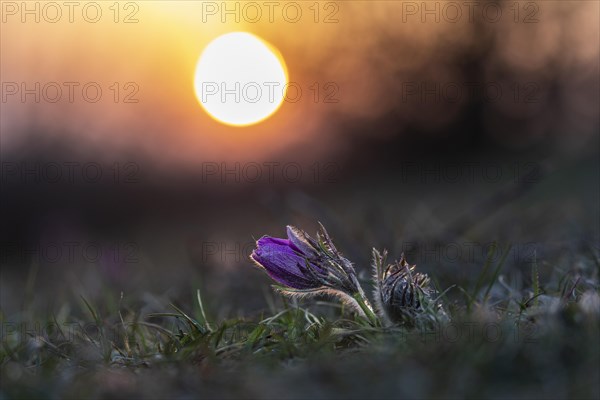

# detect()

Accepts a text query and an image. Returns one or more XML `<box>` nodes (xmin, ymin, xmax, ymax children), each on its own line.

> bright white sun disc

<box><xmin>194</xmin><ymin>32</ymin><xmax>288</xmax><ymax>127</ymax></box>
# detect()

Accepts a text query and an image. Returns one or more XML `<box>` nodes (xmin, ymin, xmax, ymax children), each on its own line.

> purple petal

<box><xmin>260</xmin><ymin>237</ymin><xmax>291</xmax><ymax>247</ymax></box>
<box><xmin>251</xmin><ymin>236</ymin><xmax>321</xmax><ymax>289</ymax></box>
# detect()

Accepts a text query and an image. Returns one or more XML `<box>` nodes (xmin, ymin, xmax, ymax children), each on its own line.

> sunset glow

<box><xmin>193</xmin><ymin>32</ymin><xmax>288</xmax><ymax>127</ymax></box>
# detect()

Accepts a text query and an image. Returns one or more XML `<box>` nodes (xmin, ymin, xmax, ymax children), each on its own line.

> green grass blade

<box><xmin>470</xmin><ymin>242</ymin><xmax>498</xmax><ymax>307</ymax></box>
<box><xmin>197</xmin><ymin>288</ymin><xmax>213</xmax><ymax>332</ymax></box>
<box><xmin>80</xmin><ymin>295</ymin><xmax>101</xmax><ymax>325</ymax></box>
<box><xmin>169</xmin><ymin>303</ymin><xmax>206</xmax><ymax>335</ymax></box>
<box><xmin>483</xmin><ymin>244</ymin><xmax>512</xmax><ymax>303</ymax></box>
<box><xmin>531</xmin><ymin>251</ymin><xmax>540</xmax><ymax>307</ymax></box>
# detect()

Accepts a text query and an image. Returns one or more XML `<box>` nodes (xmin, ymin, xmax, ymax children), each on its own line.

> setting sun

<box><xmin>193</xmin><ymin>32</ymin><xmax>288</xmax><ymax>127</ymax></box>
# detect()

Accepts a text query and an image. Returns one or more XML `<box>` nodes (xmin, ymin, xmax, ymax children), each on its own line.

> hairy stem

<box><xmin>352</xmin><ymin>292</ymin><xmax>379</xmax><ymax>326</ymax></box>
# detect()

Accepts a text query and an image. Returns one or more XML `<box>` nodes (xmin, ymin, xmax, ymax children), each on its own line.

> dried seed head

<box><xmin>372</xmin><ymin>250</ymin><xmax>447</xmax><ymax>327</ymax></box>
<box><xmin>381</xmin><ymin>255</ymin><xmax>431</xmax><ymax>323</ymax></box>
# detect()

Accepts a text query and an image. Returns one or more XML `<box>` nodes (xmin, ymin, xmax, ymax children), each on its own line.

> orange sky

<box><xmin>1</xmin><ymin>1</ymin><xmax>598</xmax><ymax>166</ymax></box>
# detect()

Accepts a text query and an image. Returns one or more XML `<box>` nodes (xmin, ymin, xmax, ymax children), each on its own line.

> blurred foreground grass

<box><xmin>1</xmin><ymin>246</ymin><xmax>599</xmax><ymax>399</ymax></box>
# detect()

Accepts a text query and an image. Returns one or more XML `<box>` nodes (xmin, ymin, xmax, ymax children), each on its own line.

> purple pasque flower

<box><xmin>250</xmin><ymin>224</ymin><xmax>377</xmax><ymax>323</ymax></box>
<box><xmin>250</xmin><ymin>234</ymin><xmax>323</xmax><ymax>290</ymax></box>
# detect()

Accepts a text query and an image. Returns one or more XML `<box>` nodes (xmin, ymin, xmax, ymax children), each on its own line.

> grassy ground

<box><xmin>1</xmin><ymin>156</ymin><xmax>598</xmax><ymax>399</ymax></box>
<box><xmin>1</xmin><ymin>247</ymin><xmax>598</xmax><ymax>399</ymax></box>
